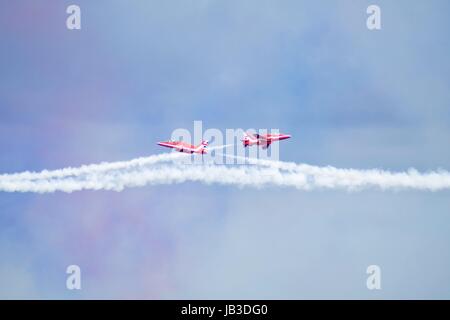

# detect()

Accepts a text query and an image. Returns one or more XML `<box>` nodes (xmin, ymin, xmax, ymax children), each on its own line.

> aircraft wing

<box><xmin>157</xmin><ymin>141</ymin><xmax>177</xmax><ymax>148</ymax></box>
<box><xmin>256</xmin><ymin>134</ymin><xmax>269</xmax><ymax>141</ymax></box>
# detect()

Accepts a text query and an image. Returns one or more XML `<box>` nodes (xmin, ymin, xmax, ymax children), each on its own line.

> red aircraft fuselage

<box><xmin>242</xmin><ymin>132</ymin><xmax>291</xmax><ymax>149</ymax></box>
<box><xmin>157</xmin><ymin>140</ymin><xmax>209</xmax><ymax>154</ymax></box>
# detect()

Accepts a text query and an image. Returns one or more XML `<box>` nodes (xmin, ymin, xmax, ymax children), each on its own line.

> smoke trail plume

<box><xmin>0</xmin><ymin>152</ymin><xmax>188</xmax><ymax>181</ymax></box>
<box><xmin>1</xmin><ymin>152</ymin><xmax>450</xmax><ymax>193</ymax></box>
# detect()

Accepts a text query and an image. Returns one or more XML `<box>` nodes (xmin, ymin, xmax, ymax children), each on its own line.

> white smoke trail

<box><xmin>207</xmin><ymin>144</ymin><xmax>235</xmax><ymax>151</ymax></box>
<box><xmin>217</xmin><ymin>153</ymin><xmax>450</xmax><ymax>191</ymax></box>
<box><xmin>0</xmin><ymin>144</ymin><xmax>234</xmax><ymax>182</ymax></box>
<box><xmin>1</xmin><ymin>154</ymin><xmax>450</xmax><ymax>193</ymax></box>
<box><xmin>0</xmin><ymin>152</ymin><xmax>189</xmax><ymax>181</ymax></box>
<box><xmin>0</xmin><ymin>165</ymin><xmax>280</xmax><ymax>193</ymax></box>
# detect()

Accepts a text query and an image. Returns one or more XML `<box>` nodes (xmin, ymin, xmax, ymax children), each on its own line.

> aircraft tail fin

<box><xmin>195</xmin><ymin>140</ymin><xmax>209</xmax><ymax>153</ymax></box>
<box><xmin>241</xmin><ymin>132</ymin><xmax>254</xmax><ymax>147</ymax></box>
<box><xmin>243</xmin><ymin>131</ymin><xmax>258</xmax><ymax>142</ymax></box>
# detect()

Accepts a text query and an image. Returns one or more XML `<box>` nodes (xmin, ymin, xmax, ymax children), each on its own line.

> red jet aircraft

<box><xmin>157</xmin><ymin>140</ymin><xmax>209</xmax><ymax>154</ymax></box>
<box><xmin>242</xmin><ymin>132</ymin><xmax>291</xmax><ymax>149</ymax></box>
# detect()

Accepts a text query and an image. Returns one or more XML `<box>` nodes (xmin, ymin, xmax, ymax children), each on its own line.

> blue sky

<box><xmin>0</xmin><ymin>0</ymin><xmax>450</xmax><ymax>298</ymax></box>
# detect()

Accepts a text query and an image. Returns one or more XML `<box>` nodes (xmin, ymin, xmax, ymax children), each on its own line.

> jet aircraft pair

<box><xmin>157</xmin><ymin>132</ymin><xmax>291</xmax><ymax>154</ymax></box>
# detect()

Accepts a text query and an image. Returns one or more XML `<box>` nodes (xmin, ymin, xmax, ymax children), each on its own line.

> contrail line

<box><xmin>1</xmin><ymin>149</ymin><xmax>450</xmax><ymax>193</ymax></box>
